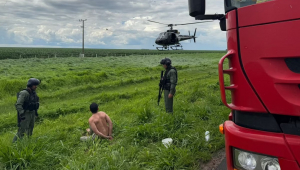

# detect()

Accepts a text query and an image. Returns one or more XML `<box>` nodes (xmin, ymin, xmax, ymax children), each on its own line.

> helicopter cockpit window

<box><xmin>159</xmin><ymin>33</ymin><xmax>166</xmax><ymax>39</ymax></box>
<box><xmin>230</xmin><ymin>0</ymin><xmax>272</xmax><ymax>8</ymax></box>
<box><xmin>171</xmin><ymin>33</ymin><xmax>176</xmax><ymax>42</ymax></box>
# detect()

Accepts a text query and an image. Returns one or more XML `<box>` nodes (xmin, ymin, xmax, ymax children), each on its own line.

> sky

<box><xmin>0</xmin><ymin>0</ymin><xmax>226</xmax><ymax>50</ymax></box>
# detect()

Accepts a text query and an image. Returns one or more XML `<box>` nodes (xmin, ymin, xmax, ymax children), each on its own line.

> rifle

<box><xmin>158</xmin><ymin>71</ymin><xmax>164</xmax><ymax>106</ymax></box>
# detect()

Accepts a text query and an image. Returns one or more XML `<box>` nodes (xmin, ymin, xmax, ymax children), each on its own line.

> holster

<box><xmin>17</xmin><ymin>112</ymin><xmax>21</xmax><ymax>127</ymax></box>
<box><xmin>35</xmin><ymin>110</ymin><xmax>39</xmax><ymax>117</ymax></box>
<box><xmin>164</xmin><ymin>83</ymin><xmax>171</xmax><ymax>91</ymax></box>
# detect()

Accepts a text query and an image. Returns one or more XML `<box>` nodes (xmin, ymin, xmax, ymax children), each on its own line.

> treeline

<box><xmin>0</xmin><ymin>48</ymin><xmax>226</xmax><ymax>59</ymax></box>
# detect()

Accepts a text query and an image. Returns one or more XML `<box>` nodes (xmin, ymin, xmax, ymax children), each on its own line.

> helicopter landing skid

<box><xmin>170</xmin><ymin>44</ymin><xmax>183</xmax><ymax>50</ymax></box>
<box><xmin>156</xmin><ymin>46</ymin><xmax>170</xmax><ymax>51</ymax></box>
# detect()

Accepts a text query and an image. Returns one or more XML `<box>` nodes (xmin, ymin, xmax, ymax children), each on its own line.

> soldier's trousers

<box><xmin>13</xmin><ymin>112</ymin><xmax>35</xmax><ymax>142</ymax></box>
<box><xmin>164</xmin><ymin>90</ymin><xmax>173</xmax><ymax>113</ymax></box>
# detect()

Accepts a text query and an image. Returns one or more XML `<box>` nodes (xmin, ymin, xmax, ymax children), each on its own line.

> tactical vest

<box><xmin>163</xmin><ymin>66</ymin><xmax>177</xmax><ymax>90</ymax></box>
<box><xmin>17</xmin><ymin>89</ymin><xmax>39</xmax><ymax>111</ymax></box>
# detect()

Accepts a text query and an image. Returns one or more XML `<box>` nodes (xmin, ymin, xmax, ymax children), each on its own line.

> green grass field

<box><xmin>0</xmin><ymin>52</ymin><xmax>230</xmax><ymax>170</ymax></box>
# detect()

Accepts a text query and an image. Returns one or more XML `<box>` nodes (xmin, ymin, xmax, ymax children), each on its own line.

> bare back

<box><xmin>89</xmin><ymin>112</ymin><xmax>109</xmax><ymax>136</ymax></box>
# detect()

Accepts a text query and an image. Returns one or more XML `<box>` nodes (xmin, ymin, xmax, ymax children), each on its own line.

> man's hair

<box><xmin>90</xmin><ymin>103</ymin><xmax>98</xmax><ymax>114</ymax></box>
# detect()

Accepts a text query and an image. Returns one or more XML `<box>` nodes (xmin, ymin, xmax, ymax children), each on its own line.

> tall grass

<box><xmin>0</xmin><ymin>52</ymin><xmax>229</xmax><ymax>170</ymax></box>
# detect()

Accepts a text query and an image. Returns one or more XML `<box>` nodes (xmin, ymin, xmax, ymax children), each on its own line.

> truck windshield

<box><xmin>230</xmin><ymin>0</ymin><xmax>272</xmax><ymax>8</ymax></box>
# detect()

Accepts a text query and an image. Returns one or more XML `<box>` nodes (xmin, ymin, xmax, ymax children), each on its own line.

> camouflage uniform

<box><xmin>13</xmin><ymin>79</ymin><xmax>40</xmax><ymax>142</ymax></box>
<box><xmin>160</xmin><ymin>58</ymin><xmax>177</xmax><ymax>113</ymax></box>
<box><xmin>163</xmin><ymin>67</ymin><xmax>177</xmax><ymax>113</ymax></box>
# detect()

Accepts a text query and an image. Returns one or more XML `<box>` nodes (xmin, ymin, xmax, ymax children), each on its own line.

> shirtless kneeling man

<box><xmin>86</xmin><ymin>103</ymin><xmax>113</xmax><ymax>140</ymax></box>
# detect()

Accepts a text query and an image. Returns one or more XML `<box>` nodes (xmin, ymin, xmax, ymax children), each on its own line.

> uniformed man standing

<box><xmin>13</xmin><ymin>78</ymin><xmax>40</xmax><ymax>142</ymax></box>
<box><xmin>160</xmin><ymin>58</ymin><xmax>177</xmax><ymax>113</ymax></box>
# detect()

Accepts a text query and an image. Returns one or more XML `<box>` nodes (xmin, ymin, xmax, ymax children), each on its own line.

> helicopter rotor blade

<box><xmin>147</xmin><ymin>20</ymin><xmax>168</xmax><ymax>25</ymax></box>
<box><xmin>174</xmin><ymin>21</ymin><xmax>213</xmax><ymax>26</ymax></box>
<box><xmin>148</xmin><ymin>20</ymin><xmax>213</xmax><ymax>27</ymax></box>
<box><xmin>155</xmin><ymin>25</ymin><xmax>170</xmax><ymax>28</ymax></box>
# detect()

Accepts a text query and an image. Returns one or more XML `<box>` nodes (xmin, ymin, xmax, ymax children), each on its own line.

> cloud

<box><xmin>0</xmin><ymin>0</ymin><xmax>226</xmax><ymax>50</ymax></box>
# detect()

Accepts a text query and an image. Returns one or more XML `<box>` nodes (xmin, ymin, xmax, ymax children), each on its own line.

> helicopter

<box><xmin>148</xmin><ymin>20</ymin><xmax>212</xmax><ymax>51</ymax></box>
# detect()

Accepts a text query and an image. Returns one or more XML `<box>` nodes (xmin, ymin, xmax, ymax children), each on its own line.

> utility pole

<box><xmin>79</xmin><ymin>19</ymin><xmax>87</xmax><ymax>57</ymax></box>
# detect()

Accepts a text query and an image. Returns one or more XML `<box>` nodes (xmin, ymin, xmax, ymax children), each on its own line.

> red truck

<box><xmin>188</xmin><ymin>0</ymin><xmax>300</xmax><ymax>169</ymax></box>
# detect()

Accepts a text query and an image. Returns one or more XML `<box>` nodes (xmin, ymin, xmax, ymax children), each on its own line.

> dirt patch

<box><xmin>200</xmin><ymin>148</ymin><xmax>226</xmax><ymax>170</ymax></box>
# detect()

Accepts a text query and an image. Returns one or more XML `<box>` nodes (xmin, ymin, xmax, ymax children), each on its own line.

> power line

<box><xmin>79</xmin><ymin>19</ymin><xmax>87</xmax><ymax>56</ymax></box>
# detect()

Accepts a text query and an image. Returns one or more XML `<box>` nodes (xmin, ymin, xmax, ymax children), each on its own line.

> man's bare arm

<box><xmin>89</xmin><ymin>119</ymin><xmax>109</xmax><ymax>139</ymax></box>
<box><xmin>106</xmin><ymin>114</ymin><xmax>113</xmax><ymax>136</ymax></box>
<box><xmin>86</xmin><ymin>127</ymin><xmax>93</xmax><ymax>135</ymax></box>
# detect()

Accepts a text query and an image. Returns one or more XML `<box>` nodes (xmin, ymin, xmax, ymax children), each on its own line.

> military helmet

<box><xmin>27</xmin><ymin>78</ymin><xmax>40</xmax><ymax>87</ymax></box>
<box><xmin>160</xmin><ymin>58</ymin><xmax>172</xmax><ymax>65</ymax></box>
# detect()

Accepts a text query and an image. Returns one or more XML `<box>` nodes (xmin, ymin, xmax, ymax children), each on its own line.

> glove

<box><xmin>20</xmin><ymin>112</ymin><xmax>26</xmax><ymax>120</ymax></box>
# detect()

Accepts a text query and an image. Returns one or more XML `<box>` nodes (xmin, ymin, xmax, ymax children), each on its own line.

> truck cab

<box><xmin>188</xmin><ymin>0</ymin><xmax>300</xmax><ymax>169</ymax></box>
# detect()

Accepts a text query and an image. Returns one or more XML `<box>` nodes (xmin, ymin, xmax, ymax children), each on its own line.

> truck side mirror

<box><xmin>188</xmin><ymin>0</ymin><xmax>226</xmax><ymax>31</ymax></box>
<box><xmin>188</xmin><ymin>0</ymin><xmax>206</xmax><ymax>17</ymax></box>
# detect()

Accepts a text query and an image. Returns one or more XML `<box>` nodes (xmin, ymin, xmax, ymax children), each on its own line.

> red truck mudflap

<box><xmin>224</xmin><ymin>120</ymin><xmax>300</xmax><ymax>170</ymax></box>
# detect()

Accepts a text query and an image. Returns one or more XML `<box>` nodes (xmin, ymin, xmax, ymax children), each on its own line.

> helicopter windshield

<box><xmin>158</xmin><ymin>32</ymin><xmax>166</xmax><ymax>39</ymax></box>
